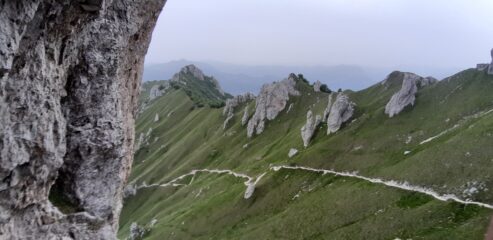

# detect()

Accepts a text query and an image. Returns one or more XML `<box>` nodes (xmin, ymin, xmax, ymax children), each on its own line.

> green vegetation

<box><xmin>120</xmin><ymin>69</ymin><xmax>493</xmax><ymax>239</ymax></box>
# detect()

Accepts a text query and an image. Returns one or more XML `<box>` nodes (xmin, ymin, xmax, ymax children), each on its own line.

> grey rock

<box><xmin>244</xmin><ymin>184</ymin><xmax>256</xmax><ymax>199</ymax></box>
<box><xmin>241</xmin><ymin>106</ymin><xmax>250</xmax><ymax>126</ymax></box>
<box><xmin>384</xmin><ymin>72</ymin><xmax>436</xmax><ymax>117</ymax></box>
<box><xmin>247</xmin><ymin>74</ymin><xmax>300</xmax><ymax>137</ymax></box>
<box><xmin>0</xmin><ymin>0</ymin><xmax>166</xmax><ymax>238</ymax></box>
<box><xmin>301</xmin><ymin>110</ymin><xmax>322</xmax><ymax>147</ymax></box>
<box><xmin>288</xmin><ymin>148</ymin><xmax>299</xmax><ymax>158</ymax></box>
<box><xmin>313</xmin><ymin>80</ymin><xmax>322</xmax><ymax>92</ymax></box>
<box><xmin>149</xmin><ymin>82</ymin><xmax>170</xmax><ymax>101</ymax></box>
<box><xmin>323</xmin><ymin>93</ymin><xmax>335</xmax><ymax>122</ymax></box>
<box><xmin>327</xmin><ymin>93</ymin><xmax>355</xmax><ymax>134</ymax></box>
<box><xmin>154</xmin><ymin>113</ymin><xmax>159</xmax><ymax>122</ymax></box>
<box><xmin>223</xmin><ymin>93</ymin><xmax>255</xmax><ymax>129</ymax></box>
<box><xmin>174</xmin><ymin>64</ymin><xmax>205</xmax><ymax>81</ymax></box>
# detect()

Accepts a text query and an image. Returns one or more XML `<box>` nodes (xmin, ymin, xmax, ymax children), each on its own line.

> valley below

<box><xmin>120</xmin><ymin>62</ymin><xmax>493</xmax><ymax>239</ymax></box>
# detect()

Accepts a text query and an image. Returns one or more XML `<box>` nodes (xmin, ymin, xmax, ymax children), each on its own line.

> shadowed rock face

<box><xmin>0</xmin><ymin>0</ymin><xmax>166</xmax><ymax>239</ymax></box>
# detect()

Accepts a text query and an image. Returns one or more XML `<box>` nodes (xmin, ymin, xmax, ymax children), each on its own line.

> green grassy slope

<box><xmin>119</xmin><ymin>70</ymin><xmax>493</xmax><ymax>239</ymax></box>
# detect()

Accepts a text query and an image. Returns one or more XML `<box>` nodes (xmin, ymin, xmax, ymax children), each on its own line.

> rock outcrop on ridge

<box><xmin>172</xmin><ymin>64</ymin><xmax>225</xmax><ymax>96</ymax></box>
<box><xmin>326</xmin><ymin>93</ymin><xmax>355</xmax><ymax>134</ymax></box>
<box><xmin>0</xmin><ymin>0</ymin><xmax>166</xmax><ymax>239</ymax></box>
<box><xmin>247</xmin><ymin>74</ymin><xmax>300</xmax><ymax>137</ymax></box>
<box><xmin>223</xmin><ymin>93</ymin><xmax>255</xmax><ymax>129</ymax></box>
<box><xmin>301</xmin><ymin>110</ymin><xmax>322</xmax><ymax>147</ymax></box>
<box><xmin>384</xmin><ymin>72</ymin><xmax>437</xmax><ymax>118</ymax></box>
<box><xmin>149</xmin><ymin>82</ymin><xmax>170</xmax><ymax>101</ymax></box>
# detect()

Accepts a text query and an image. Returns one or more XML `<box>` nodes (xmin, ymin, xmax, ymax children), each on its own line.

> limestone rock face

<box><xmin>247</xmin><ymin>74</ymin><xmax>300</xmax><ymax>137</ymax></box>
<box><xmin>327</xmin><ymin>93</ymin><xmax>355</xmax><ymax>134</ymax></box>
<box><xmin>301</xmin><ymin>110</ymin><xmax>322</xmax><ymax>147</ymax></box>
<box><xmin>0</xmin><ymin>0</ymin><xmax>166</xmax><ymax>239</ymax></box>
<box><xmin>489</xmin><ymin>48</ymin><xmax>493</xmax><ymax>75</ymax></box>
<box><xmin>384</xmin><ymin>72</ymin><xmax>435</xmax><ymax>118</ymax></box>
<box><xmin>313</xmin><ymin>80</ymin><xmax>322</xmax><ymax>92</ymax></box>
<box><xmin>223</xmin><ymin>93</ymin><xmax>255</xmax><ymax>129</ymax></box>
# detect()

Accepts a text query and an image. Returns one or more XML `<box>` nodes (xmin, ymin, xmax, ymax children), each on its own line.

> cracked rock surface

<box><xmin>0</xmin><ymin>0</ymin><xmax>166</xmax><ymax>239</ymax></box>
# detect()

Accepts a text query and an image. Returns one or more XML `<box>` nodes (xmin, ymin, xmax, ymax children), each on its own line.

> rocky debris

<box><xmin>301</xmin><ymin>110</ymin><xmax>322</xmax><ymax>147</ymax></box>
<box><xmin>313</xmin><ymin>80</ymin><xmax>322</xmax><ymax>92</ymax></box>
<box><xmin>489</xmin><ymin>48</ymin><xmax>493</xmax><ymax>75</ymax></box>
<box><xmin>241</xmin><ymin>106</ymin><xmax>250</xmax><ymax>126</ymax></box>
<box><xmin>0</xmin><ymin>0</ymin><xmax>166</xmax><ymax>239</ymax></box>
<box><xmin>288</xmin><ymin>148</ymin><xmax>299</xmax><ymax>158</ymax></box>
<box><xmin>223</xmin><ymin>93</ymin><xmax>255</xmax><ymax>129</ymax></box>
<box><xmin>129</xmin><ymin>219</ymin><xmax>157</xmax><ymax>240</ymax></box>
<box><xmin>384</xmin><ymin>72</ymin><xmax>436</xmax><ymax>117</ymax></box>
<box><xmin>327</xmin><ymin>93</ymin><xmax>355</xmax><ymax>134</ymax></box>
<box><xmin>247</xmin><ymin>74</ymin><xmax>300</xmax><ymax>137</ymax></box>
<box><xmin>154</xmin><ymin>113</ymin><xmax>159</xmax><ymax>122</ymax></box>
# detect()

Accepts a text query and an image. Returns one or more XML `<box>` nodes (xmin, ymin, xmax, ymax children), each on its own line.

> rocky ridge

<box><xmin>384</xmin><ymin>72</ymin><xmax>437</xmax><ymax>118</ymax></box>
<box><xmin>247</xmin><ymin>74</ymin><xmax>300</xmax><ymax>137</ymax></box>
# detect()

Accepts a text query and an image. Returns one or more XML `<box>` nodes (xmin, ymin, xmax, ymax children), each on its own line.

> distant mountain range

<box><xmin>143</xmin><ymin>60</ymin><xmax>462</xmax><ymax>94</ymax></box>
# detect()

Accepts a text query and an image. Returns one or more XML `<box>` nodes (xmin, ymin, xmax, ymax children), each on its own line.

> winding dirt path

<box><xmin>133</xmin><ymin>165</ymin><xmax>493</xmax><ymax>210</ymax></box>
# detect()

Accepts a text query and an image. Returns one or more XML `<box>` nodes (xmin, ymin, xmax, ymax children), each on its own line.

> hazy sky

<box><xmin>145</xmin><ymin>0</ymin><xmax>493</xmax><ymax>69</ymax></box>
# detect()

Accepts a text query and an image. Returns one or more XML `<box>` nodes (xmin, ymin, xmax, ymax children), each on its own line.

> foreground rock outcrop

<box><xmin>0</xmin><ymin>1</ymin><xmax>166</xmax><ymax>239</ymax></box>
<box><xmin>301</xmin><ymin>110</ymin><xmax>322</xmax><ymax>147</ymax></box>
<box><xmin>247</xmin><ymin>74</ymin><xmax>300</xmax><ymax>137</ymax></box>
<box><xmin>384</xmin><ymin>72</ymin><xmax>437</xmax><ymax>117</ymax></box>
<box><xmin>326</xmin><ymin>93</ymin><xmax>355</xmax><ymax>134</ymax></box>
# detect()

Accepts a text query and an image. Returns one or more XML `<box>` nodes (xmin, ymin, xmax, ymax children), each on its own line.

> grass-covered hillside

<box><xmin>119</xmin><ymin>68</ymin><xmax>493</xmax><ymax>239</ymax></box>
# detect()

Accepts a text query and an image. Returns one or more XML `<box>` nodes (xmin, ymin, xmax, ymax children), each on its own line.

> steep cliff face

<box><xmin>0</xmin><ymin>0</ymin><xmax>166</xmax><ymax>239</ymax></box>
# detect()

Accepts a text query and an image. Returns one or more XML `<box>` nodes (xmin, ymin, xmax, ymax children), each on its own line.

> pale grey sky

<box><xmin>145</xmin><ymin>0</ymin><xmax>493</xmax><ymax>69</ymax></box>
